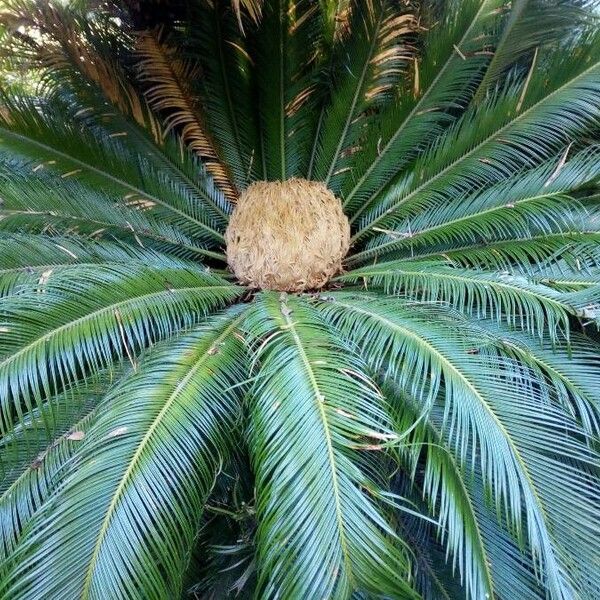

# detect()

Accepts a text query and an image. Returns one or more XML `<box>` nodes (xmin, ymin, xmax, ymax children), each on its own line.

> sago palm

<box><xmin>0</xmin><ymin>0</ymin><xmax>599</xmax><ymax>597</ymax></box>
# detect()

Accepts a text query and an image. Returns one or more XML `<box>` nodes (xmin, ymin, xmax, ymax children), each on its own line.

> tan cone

<box><xmin>225</xmin><ymin>179</ymin><xmax>350</xmax><ymax>292</ymax></box>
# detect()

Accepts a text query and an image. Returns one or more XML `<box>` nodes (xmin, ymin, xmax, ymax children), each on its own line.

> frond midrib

<box><xmin>279</xmin><ymin>1</ymin><xmax>286</xmax><ymax>181</ymax></box>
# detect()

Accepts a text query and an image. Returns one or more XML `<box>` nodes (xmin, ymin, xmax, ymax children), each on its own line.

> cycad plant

<box><xmin>0</xmin><ymin>0</ymin><xmax>599</xmax><ymax>597</ymax></box>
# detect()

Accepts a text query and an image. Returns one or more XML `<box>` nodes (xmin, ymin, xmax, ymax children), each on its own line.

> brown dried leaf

<box><xmin>107</xmin><ymin>426</ymin><xmax>128</xmax><ymax>438</ymax></box>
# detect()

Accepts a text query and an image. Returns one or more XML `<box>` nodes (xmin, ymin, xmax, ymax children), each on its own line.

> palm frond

<box><xmin>244</xmin><ymin>292</ymin><xmax>418</xmax><ymax>598</ymax></box>
<box><xmin>426</xmin><ymin>229</ymin><xmax>600</xmax><ymax>278</ymax></box>
<box><xmin>0</xmin><ymin>370</ymin><xmax>115</xmax><ymax>491</ymax></box>
<box><xmin>188</xmin><ymin>0</ymin><xmax>261</xmax><ymax>188</ymax></box>
<box><xmin>254</xmin><ymin>0</ymin><xmax>323</xmax><ymax>180</ymax></box>
<box><xmin>347</xmin><ymin>145</ymin><xmax>600</xmax><ymax>264</ymax></box>
<box><xmin>474</xmin><ymin>0</ymin><xmax>596</xmax><ymax>98</ymax></box>
<box><xmin>223</xmin><ymin>0</ymin><xmax>264</xmax><ymax>28</ymax></box>
<box><xmin>309</xmin><ymin>0</ymin><xmax>416</xmax><ymax>192</ymax></box>
<box><xmin>451</xmin><ymin>419</ymin><xmax>599</xmax><ymax>600</ymax></box>
<box><xmin>398</xmin><ymin>397</ymin><xmax>550</xmax><ymax>600</ymax></box>
<box><xmin>316</xmin><ymin>293</ymin><xmax>600</xmax><ymax>598</ymax></box>
<box><xmin>0</xmin><ymin>307</ymin><xmax>251</xmax><ymax>599</ymax></box>
<box><xmin>0</xmin><ymin>260</ymin><xmax>242</xmax><ymax>436</ymax></box>
<box><xmin>387</xmin><ymin>384</ymin><xmax>493</xmax><ymax>600</ymax></box>
<box><xmin>0</xmin><ymin>95</ymin><xmax>228</xmax><ymax>240</ymax></box>
<box><xmin>469</xmin><ymin>479</ymin><xmax>546</xmax><ymax>600</ymax></box>
<box><xmin>59</xmin><ymin>85</ymin><xmax>235</xmax><ymax>227</ymax></box>
<box><xmin>353</xmin><ymin>32</ymin><xmax>600</xmax><ymax>242</ymax></box>
<box><xmin>337</xmin><ymin>260</ymin><xmax>600</xmax><ymax>339</ymax></box>
<box><xmin>0</xmin><ymin>165</ymin><xmax>225</xmax><ymax>261</ymax></box>
<box><xmin>0</xmin><ymin>401</ymin><xmax>99</xmax><ymax>571</ymax></box>
<box><xmin>0</xmin><ymin>369</ymin><xmax>120</xmax><ymax>567</ymax></box>
<box><xmin>341</xmin><ymin>0</ymin><xmax>503</xmax><ymax>215</ymax></box>
<box><xmin>305</xmin><ymin>0</ymin><xmax>354</xmax><ymax>179</ymax></box>
<box><xmin>25</xmin><ymin>7</ymin><xmax>236</xmax><ymax>228</ymax></box>
<box><xmin>135</xmin><ymin>29</ymin><xmax>238</xmax><ymax>200</ymax></box>
<box><xmin>16</xmin><ymin>1</ymin><xmax>153</xmax><ymax>132</ymax></box>
<box><xmin>472</xmin><ymin>321</ymin><xmax>600</xmax><ymax>435</ymax></box>
<box><xmin>0</xmin><ymin>234</ymin><xmax>176</xmax><ymax>297</ymax></box>
<box><xmin>397</xmin><ymin>514</ymin><xmax>464</xmax><ymax>600</ymax></box>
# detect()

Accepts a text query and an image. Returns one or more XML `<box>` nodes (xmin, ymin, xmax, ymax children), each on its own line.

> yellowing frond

<box><xmin>136</xmin><ymin>30</ymin><xmax>238</xmax><ymax>200</ymax></box>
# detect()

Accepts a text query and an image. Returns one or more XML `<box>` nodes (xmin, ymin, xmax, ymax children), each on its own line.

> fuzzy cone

<box><xmin>225</xmin><ymin>179</ymin><xmax>350</xmax><ymax>292</ymax></box>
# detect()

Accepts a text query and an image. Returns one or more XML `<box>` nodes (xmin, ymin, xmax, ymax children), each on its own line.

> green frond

<box><xmin>352</xmin><ymin>33</ymin><xmax>600</xmax><ymax>242</ymax></box>
<box><xmin>472</xmin><ymin>321</ymin><xmax>600</xmax><ymax>435</ymax></box>
<box><xmin>0</xmin><ymin>369</ymin><xmax>115</xmax><ymax>491</ymax></box>
<box><xmin>347</xmin><ymin>146</ymin><xmax>600</xmax><ymax>264</ymax></box>
<box><xmin>460</xmin><ymin>430</ymin><xmax>599</xmax><ymax>599</ymax></box>
<box><xmin>315</xmin><ymin>293</ymin><xmax>600</xmax><ymax>598</ymax></box>
<box><xmin>337</xmin><ymin>260</ymin><xmax>600</xmax><ymax>339</ymax></box>
<box><xmin>309</xmin><ymin>0</ymin><xmax>416</xmax><ymax>191</ymax></box>
<box><xmin>254</xmin><ymin>0</ymin><xmax>323</xmax><ymax>180</ymax></box>
<box><xmin>0</xmin><ymin>96</ymin><xmax>228</xmax><ymax>240</ymax></box>
<box><xmin>0</xmin><ymin>167</ymin><xmax>225</xmax><ymax>262</ymax></box>
<box><xmin>426</xmin><ymin>230</ymin><xmax>600</xmax><ymax>278</ymax></box>
<box><xmin>60</xmin><ymin>86</ymin><xmax>236</xmax><ymax>226</ymax></box>
<box><xmin>0</xmin><ymin>307</ymin><xmax>251</xmax><ymax>599</ymax></box>
<box><xmin>244</xmin><ymin>293</ymin><xmax>418</xmax><ymax>599</ymax></box>
<box><xmin>401</xmin><ymin>421</ymin><xmax>550</xmax><ymax>600</ymax></box>
<box><xmin>0</xmin><ymin>260</ymin><xmax>242</xmax><ymax>437</ymax></box>
<box><xmin>0</xmin><ymin>371</ymin><xmax>116</xmax><ymax>566</ymax></box>
<box><xmin>474</xmin><ymin>0</ymin><xmax>595</xmax><ymax>97</ymax></box>
<box><xmin>0</xmin><ymin>417</ymin><xmax>95</xmax><ymax>577</ymax></box>
<box><xmin>341</xmin><ymin>0</ymin><xmax>503</xmax><ymax>215</ymax></box>
<box><xmin>37</xmin><ymin>25</ymin><xmax>237</xmax><ymax>226</ymax></box>
<box><xmin>0</xmin><ymin>210</ymin><xmax>222</xmax><ymax>262</ymax></box>
<box><xmin>390</xmin><ymin>386</ymin><xmax>494</xmax><ymax>600</ymax></box>
<box><xmin>470</xmin><ymin>480</ymin><xmax>546</xmax><ymax>600</ymax></box>
<box><xmin>188</xmin><ymin>0</ymin><xmax>261</xmax><ymax>188</ymax></box>
<box><xmin>0</xmin><ymin>234</ymin><xmax>175</xmax><ymax>297</ymax></box>
<box><xmin>305</xmin><ymin>0</ymin><xmax>354</xmax><ymax>180</ymax></box>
